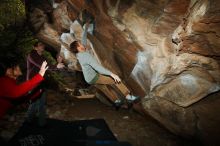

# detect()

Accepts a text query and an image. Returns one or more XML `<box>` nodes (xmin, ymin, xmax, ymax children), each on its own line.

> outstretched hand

<box><xmin>57</xmin><ymin>63</ymin><xmax>65</xmax><ymax>69</ymax></box>
<box><xmin>39</xmin><ymin>61</ymin><xmax>49</xmax><ymax>77</ymax></box>
<box><xmin>111</xmin><ymin>73</ymin><xmax>121</xmax><ymax>83</ymax></box>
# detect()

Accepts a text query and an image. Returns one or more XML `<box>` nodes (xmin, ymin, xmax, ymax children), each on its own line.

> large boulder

<box><xmin>26</xmin><ymin>0</ymin><xmax>220</xmax><ymax>144</ymax></box>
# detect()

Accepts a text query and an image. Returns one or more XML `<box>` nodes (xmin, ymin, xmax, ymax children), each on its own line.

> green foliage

<box><xmin>18</xmin><ymin>32</ymin><xmax>38</xmax><ymax>59</ymax></box>
<box><xmin>43</xmin><ymin>51</ymin><xmax>57</xmax><ymax>65</ymax></box>
<box><xmin>0</xmin><ymin>0</ymin><xmax>25</xmax><ymax>30</ymax></box>
<box><xmin>0</xmin><ymin>0</ymin><xmax>29</xmax><ymax>59</ymax></box>
<box><xmin>42</xmin><ymin>50</ymin><xmax>66</xmax><ymax>89</ymax></box>
<box><xmin>0</xmin><ymin>27</ymin><xmax>37</xmax><ymax>62</ymax></box>
<box><xmin>43</xmin><ymin>51</ymin><xmax>67</xmax><ymax>90</ymax></box>
<box><xmin>0</xmin><ymin>0</ymin><xmax>66</xmax><ymax>90</ymax></box>
<box><xmin>0</xmin><ymin>29</ymin><xmax>17</xmax><ymax>49</ymax></box>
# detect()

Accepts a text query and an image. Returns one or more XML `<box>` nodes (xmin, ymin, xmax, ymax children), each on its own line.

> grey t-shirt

<box><xmin>76</xmin><ymin>51</ymin><xmax>112</xmax><ymax>83</ymax></box>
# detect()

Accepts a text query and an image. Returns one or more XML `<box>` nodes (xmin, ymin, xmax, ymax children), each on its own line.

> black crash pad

<box><xmin>8</xmin><ymin>118</ymin><xmax>132</xmax><ymax>146</ymax></box>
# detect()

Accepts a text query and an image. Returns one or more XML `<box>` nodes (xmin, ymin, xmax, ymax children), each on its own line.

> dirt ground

<box><xmin>0</xmin><ymin>90</ymin><xmax>200</xmax><ymax>146</ymax></box>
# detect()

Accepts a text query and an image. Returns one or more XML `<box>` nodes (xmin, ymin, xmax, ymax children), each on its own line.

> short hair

<box><xmin>33</xmin><ymin>41</ymin><xmax>40</xmax><ymax>47</ymax></box>
<box><xmin>70</xmin><ymin>41</ymin><xmax>79</xmax><ymax>54</ymax></box>
<box><xmin>33</xmin><ymin>41</ymin><xmax>43</xmax><ymax>47</ymax></box>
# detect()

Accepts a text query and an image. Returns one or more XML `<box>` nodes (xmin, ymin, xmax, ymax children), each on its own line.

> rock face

<box><xmin>26</xmin><ymin>0</ymin><xmax>220</xmax><ymax>145</ymax></box>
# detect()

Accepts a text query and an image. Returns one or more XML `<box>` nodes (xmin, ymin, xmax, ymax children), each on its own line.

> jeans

<box><xmin>26</xmin><ymin>91</ymin><xmax>47</xmax><ymax>126</ymax></box>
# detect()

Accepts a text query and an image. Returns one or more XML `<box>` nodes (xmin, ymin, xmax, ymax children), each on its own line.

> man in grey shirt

<box><xmin>70</xmin><ymin>41</ymin><xmax>139</xmax><ymax>108</ymax></box>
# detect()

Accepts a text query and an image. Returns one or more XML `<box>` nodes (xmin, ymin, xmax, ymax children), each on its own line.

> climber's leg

<box><xmin>96</xmin><ymin>74</ymin><xmax>140</xmax><ymax>103</ymax></box>
<box><xmin>26</xmin><ymin>100</ymin><xmax>37</xmax><ymax>122</ymax></box>
<box><xmin>96</xmin><ymin>75</ymin><xmax>130</xmax><ymax>97</ymax></box>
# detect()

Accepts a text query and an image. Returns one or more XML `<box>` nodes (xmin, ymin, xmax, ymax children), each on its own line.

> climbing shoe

<box><xmin>114</xmin><ymin>99</ymin><xmax>124</xmax><ymax>110</ymax></box>
<box><xmin>126</xmin><ymin>95</ymin><xmax>140</xmax><ymax>102</ymax></box>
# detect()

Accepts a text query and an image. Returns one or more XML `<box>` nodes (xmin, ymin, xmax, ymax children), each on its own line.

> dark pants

<box><xmin>26</xmin><ymin>91</ymin><xmax>47</xmax><ymax>126</ymax></box>
<box><xmin>0</xmin><ymin>137</ymin><xmax>8</xmax><ymax>146</ymax></box>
